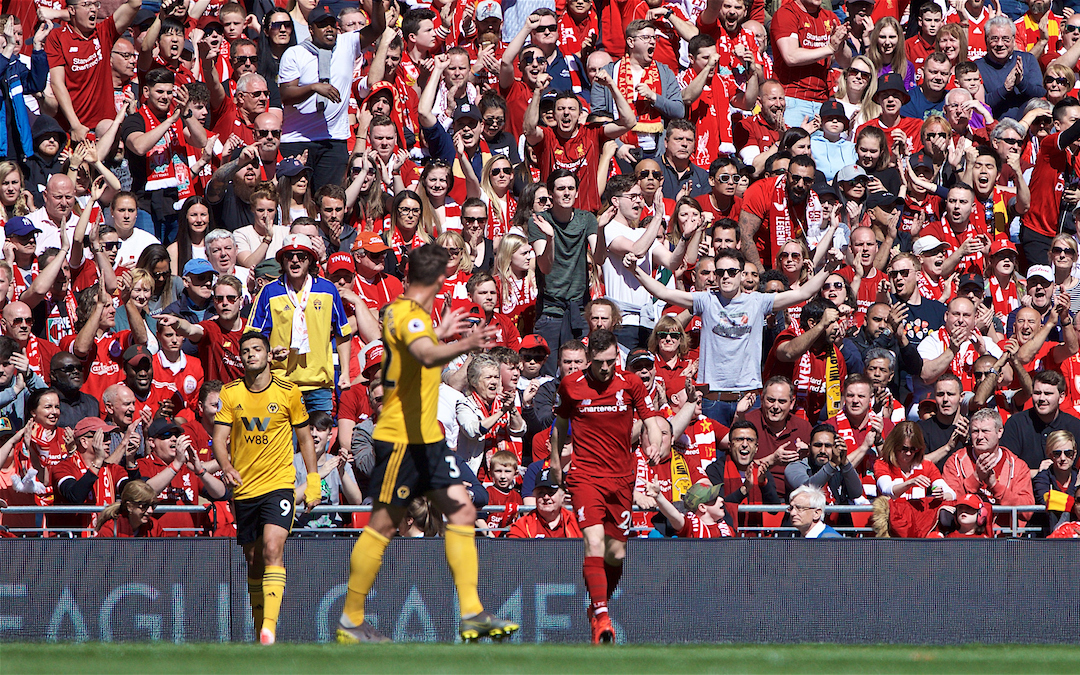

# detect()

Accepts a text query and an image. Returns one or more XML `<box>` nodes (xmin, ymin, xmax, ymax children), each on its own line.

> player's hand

<box><xmin>644</xmin><ymin>440</ymin><xmax>663</xmax><ymax>466</ymax></box>
<box><xmin>462</xmin><ymin>324</ymin><xmax>499</xmax><ymax>351</ymax></box>
<box><xmin>303</xmin><ymin>472</ymin><xmax>321</xmax><ymax>512</ymax></box>
<box><xmin>222</xmin><ymin>466</ymin><xmax>242</xmax><ymax>488</ymax></box>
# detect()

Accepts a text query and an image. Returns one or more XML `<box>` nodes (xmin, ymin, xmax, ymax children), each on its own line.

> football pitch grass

<box><xmin>2</xmin><ymin>642</ymin><xmax>1078</xmax><ymax>674</ymax></box>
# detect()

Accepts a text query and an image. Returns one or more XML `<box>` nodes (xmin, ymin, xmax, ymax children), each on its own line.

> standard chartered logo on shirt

<box><xmin>713</xmin><ymin>311</ymin><xmax>752</xmax><ymax>339</ymax></box>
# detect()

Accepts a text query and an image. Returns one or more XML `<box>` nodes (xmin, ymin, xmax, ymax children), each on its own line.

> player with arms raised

<box><xmin>212</xmin><ymin>332</ymin><xmax>319</xmax><ymax>646</ymax></box>
<box><xmin>336</xmin><ymin>244</ymin><xmax>521</xmax><ymax>644</ymax></box>
<box><xmin>551</xmin><ymin>329</ymin><xmax>665</xmax><ymax>644</ymax></box>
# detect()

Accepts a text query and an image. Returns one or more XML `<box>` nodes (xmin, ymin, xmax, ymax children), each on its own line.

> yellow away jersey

<box><xmin>373</xmin><ymin>297</ymin><xmax>443</xmax><ymax>445</ymax></box>
<box><xmin>215</xmin><ymin>376</ymin><xmax>309</xmax><ymax>499</ymax></box>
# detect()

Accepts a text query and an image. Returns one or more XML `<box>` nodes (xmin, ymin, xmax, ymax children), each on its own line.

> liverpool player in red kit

<box><xmin>551</xmin><ymin>329</ymin><xmax>664</xmax><ymax>644</ymax></box>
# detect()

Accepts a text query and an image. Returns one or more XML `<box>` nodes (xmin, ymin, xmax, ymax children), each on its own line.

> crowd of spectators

<box><xmin>0</xmin><ymin>0</ymin><xmax>1078</xmax><ymax>540</ymax></box>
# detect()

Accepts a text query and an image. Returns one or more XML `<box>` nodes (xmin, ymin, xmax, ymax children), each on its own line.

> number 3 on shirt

<box><xmin>446</xmin><ymin>455</ymin><xmax>461</xmax><ymax>479</ymax></box>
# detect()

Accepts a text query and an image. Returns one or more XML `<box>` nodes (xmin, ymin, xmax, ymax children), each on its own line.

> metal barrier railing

<box><xmin>0</xmin><ymin>503</ymin><xmax>1051</xmax><ymax>537</ymax></box>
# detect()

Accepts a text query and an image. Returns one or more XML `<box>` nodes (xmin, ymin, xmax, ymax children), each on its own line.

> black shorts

<box><xmin>233</xmin><ymin>488</ymin><xmax>295</xmax><ymax>546</ymax></box>
<box><xmin>369</xmin><ymin>439</ymin><xmax>461</xmax><ymax>507</ymax></box>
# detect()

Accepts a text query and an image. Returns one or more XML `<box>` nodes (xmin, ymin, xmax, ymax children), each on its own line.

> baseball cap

<box><xmin>451</xmin><ymin>299</ymin><xmax>485</xmax><ymax>323</ymax></box>
<box><xmin>0</xmin><ymin>416</ymin><xmax>15</xmax><ymax>438</ymax></box>
<box><xmin>520</xmin><ymin>334</ymin><xmax>550</xmax><ymax>354</ymax></box>
<box><xmin>683</xmin><ymin>482</ymin><xmax>722</xmax><ymax>510</ymax></box>
<box><xmin>476</xmin><ymin>0</ymin><xmax>503</xmax><ymax>21</ymax></box>
<box><xmin>327</xmin><ymin>252</ymin><xmax>355</xmax><ymax>277</ymax></box>
<box><xmin>534</xmin><ymin>467</ymin><xmax>560</xmax><ymax>491</ymax></box>
<box><xmin>307</xmin><ymin>4</ymin><xmax>336</xmax><ymax>24</ymax></box>
<box><xmin>1027</xmin><ymin>265</ymin><xmax>1054</xmax><ymax>283</ymax></box>
<box><xmin>818</xmin><ymin>100</ymin><xmax>849</xmax><ymax>128</ymax></box>
<box><xmin>183</xmin><ymin>258</ymin><xmax>215</xmax><ymax>277</ymax></box>
<box><xmin>626</xmin><ymin>348</ymin><xmax>655</xmax><ymax>368</ymax></box>
<box><xmin>197</xmin><ymin>15</ymin><xmax>224</xmax><ymax>32</ymax></box>
<box><xmin>833</xmin><ymin>165</ymin><xmax>867</xmax><ymax>184</ymax></box>
<box><xmin>146</xmin><ymin>417</ymin><xmax>183</xmax><ymax>439</ymax></box>
<box><xmin>353</xmin><ymin>231</ymin><xmax>391</xmax><ymax>254</ymax></box>
<box><xmin>5</xmin><ymin>217</ymin><xmax>41</xmax><ymax>238</ymax></box>
<box><xmin>133</xmin><ymin>8</ymin><xmax>158</xmax><ymax>28</ymax></box>
<box><xmin>73</xmin><ymin>417</ymin><xmax>118</xmax><ymax>437</ymax></box>
<box><xmin>990</xmin><ymin>238</ymin><xmax>1018</xmax><ymax>256</ymax></box>
<box><xmin>873</xmin><ymin>73</ymin><xmax>910</xmax><ymax>104</ymax></box>
<box><xmin>909</xmin><ymin>151</ymin><xmax>935</xmax><ymax>172</ymax></box>
<box><xmin>254</xmin><ymin>259</ymin><xmax>281</xmax><ymax>279</ymax></box>
<box><xmin>954</xmin><ymin>494</ymin><xmax>984</xmax><ymax>511</ymax></box>
<box><xmin>276</xmin><ymin>233</ymin><xmax>317</xmax><ymax>264</ymax></box>
<box><xmin>453</xmin><ymin>102</ymin><xmax>482</xmax><ymax>124</ymax></box>
<box><xmin>277</xmin><ymin>157</ymin><xmax>310</xmax><ymax>178</ymax></box>
<box><xmin>958</xmin><ymin>273</ymin><xmax>984</xmax><ymax>290</ymax></box>
<box><xmin>865</xmin><ymin>191</ymin><xmax>904</xmax><ymax>211</ymax></box>
<box><xmin>814</xmin><ymin>181</ymin><xmax>841</xmax><ymax>200</ymax></box>
<box><xmin>913</xmin><ymin>235</ymin><xmax>948</xmax><ymax>256</ymax></box>
<box><xmin>122</xmin><ymin>344</ymin><xmax>153</xmax><ymax>368</ymax></box>
<box><xmin>363</xmin><ymin>342</ymin><xmax>384</xmax><ymax>374</ymax></box>
<box><xmin>182</xmin><ymin>40</ymin><xmax>195</xmax><ymax>56</ymax></box>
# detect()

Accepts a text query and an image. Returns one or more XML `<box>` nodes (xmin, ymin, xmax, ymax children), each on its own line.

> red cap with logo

<box><xmin>327</xmin><ymin>252</ymin><xmax>355</xmax><ymax>277</ymax></box>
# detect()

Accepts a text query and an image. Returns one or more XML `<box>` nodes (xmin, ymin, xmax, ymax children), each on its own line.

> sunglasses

<box><xmin>1051</xmin><ymin>449</ymin><xmax>1077</xmax><ymax>457</ymax></box>
<box><xmin>103</xmin><ymin>241</ymin><xmax>121</xmax><ymax>251</ymax></box>
<box><xmin>536</xmin><ymin>196</ymin><xmax>552</xmax><ymax>204</ymax></box>
<box><xmin>522</xmin><ymin>354</ymin><xmax>546</xmax><ymax>363</ymax></box>
<box><xmin>7</xmin><ymin>317</ymin><xmax>31</xmax><ymax>326</ymax></box>
<box><xmin>716</xmin><ymin>267</ymin><xmax>741</xmax><ymax>278</ymax></box>
<box><xmin>999</xmin><ymin>137</ymin><xmax>1023</xmax><ymax>146</ymax></box>
<box><xmin>714</xmin><ymin>173</ymin><xmax>736</xmax><ymax>183</ymax></box>
<box><xmin>1067</xmin><ymin>24</ymin><xmax>1080</xmax><ymax>33</ymax></box>
<box><xmin>151</xmin><ymin>270</ymin><xmax>169</xmax><ymax>280</ymax></box>
<box><xmin>638</xmin><ymin>170</ymin><xmax>663</xmax><ymax>180</ymax></box>
<box><xmin>848</xmin><ymin>69</ymin><xmax>872</xmax><ymax>79</ymax></box>
<box><xmin>1045</xmin><ymin>76</ymin><xmax>1070</xmax><ymax>86</ymax></box>
<box><xmin>232</xmin><ymin>55</ymin><xmax>257</xmax><ymax>64</ymax></box>
<box><xmin>483</xmin><ymin>116</ymin><xmax>505</xmax><ymax>126</ymax></box>
<box><xmin>656</xmin><ymin>331</ymin><xmax>681</xmax><ymax>339</ymax></box>
<box><xmin>533</xmin><ymin>24</ymin><xmax>558</xmax><ymax>33</ymax></box>
<box><xmin>889</xmin><ymin>269</ymin><xmax>912</xmax><ymax>277</ymax></box>
<box><xmin>462</xmin><ymin>216</ymin><xmax>488</xmax><ymax>225</ymax></box>
<box><xmin>255</xmin><ymin>128</ymin><xmax>281</xmax><ymax>138</ymax></box>
<box><xmin>899</xmin><ymin>445</ymin><xmax>918</xmax><ymax>453</ymax></box>
<box><xmin>925</xmin><ymin>132</ymin><xmax>948</xmax><ymax>139</ymax></box>
<box><xmin>823</xmin><ymin>281</ymin><xmax>846</xmax><ymax>290</ymax></box>
<box><xmin>214</xmin><ymin>294</ymin><xmax>239</xmax><ymax>303</ymax></box>
<box><xmin>282</xmin><ymin>251</ymin><xmax>309</xmax><ymax>261</ymax></box>
<box><xmin>1051</xmin><ymin>246</ymin><xmax>1077</xmax><ymax>256</ymax></box>
<box><xmin>522</xmin><ymin>53</ymin><xmax>548</xmax><ymax>66</ymax></box>
<box><xmin>246</xmin><ymin>90</ymin><xmax>270</xmax><ymax>98</ymax></box>
<box><xmin>397</xmin><ymin>206</ymin><xmax>421</xmax><ymax>215</ymax></box>
<box><xmin>490</xmin><ymin>167</ymin><xmax>513</xmax><ymax>177</ymax></box>
<box><xmin>444</xmin><ymin>248</ymin><xmax>462</xmax><ymax>257</ymax></box>
<box><xmin>53</xmin><ymin>364</ymin><xmax>81</xmax><ymax>374</ymax></box>
<box><xmin>129</xmin><ymin>500</ymin><xmax>154</xmax><ymax>509</ymax></box>
<box><xmin>270</xmin><ymin>20</ymin><xmax>292</xmax><ymax>31</ymax></box>
<box><xmin>788</xmin><ymin>174</ymin><xmax>813</xmax><ymax>185</ymax></box>
<box><xmin>973</xmin><ymin>370</ymin><xmax>994</xmax><ymax>379</ymax></box>
<box><xmin>779</xmin><ymin>251</ymin><xmax>802</xmax><ymax>259</ymax></box>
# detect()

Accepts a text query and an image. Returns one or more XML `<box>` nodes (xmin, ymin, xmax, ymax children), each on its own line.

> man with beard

<box><xmin>739</xmin><ymin>154</ymin><xmax>825</xmax><ymax>272</ymax></box>
<box><xmin>248</xmin><ymin>234</ymin><xmax>352</xmax><ymax>412</ymax></box>
<box><xmin>734</xmin><ymin>80</ymin><xmax>786</xmax><ymax>170</ymax></box>
<box><xmin>45</xmin><ymin>0</ymin><xmax>144</xmax><ymax>140</ymax></box>
<box><xmin>763</xmin><ymin>299</ymin><xmax>849</xmax><ymax>423</ymax></box>
<box><xmin>51</xmin><ymin>352</ymin><xmax>100</xmax><ymax>427</ymax></box>
<box><xmin>785</xmin><ymin>424</ymin><xmax>864</xmax><ymax>507</ymax></box>
<box><xmin>845</xmin><ymin>302</ymin><xmax>922</xmax><ymax>391</ymax></box>
<box><xmin>279</xmin><ymin>5</ymin><xmax>366</xmax><ymax>187</ymax></box>
<box><xmin>206</xmin><ymin>145</ymin><xmax>261</xmax><ymax>233</ymax></box>
<box><xmin>524</xmin><ymin>71</ymin><xmax>636</xmax><ymax>213</ymax></box>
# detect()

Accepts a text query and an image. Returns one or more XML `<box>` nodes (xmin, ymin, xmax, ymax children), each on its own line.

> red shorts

<box><xmin>566</xmin><ymin>473</ymin><xmax>634</xmax><ymax>542</ymax></box>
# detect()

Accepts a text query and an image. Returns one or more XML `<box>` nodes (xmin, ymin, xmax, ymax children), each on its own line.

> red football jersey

<box><xmin>556</xmin><ymin>369</ymin><xmax>658</xmax><ymax>478</ymax></box>
<box><xmin>198</xmin><ymin>319</ymin><xmax>246</xmax><ymax>384</ymax></box>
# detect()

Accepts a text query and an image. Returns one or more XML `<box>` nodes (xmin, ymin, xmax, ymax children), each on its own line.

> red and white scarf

<box><xmin>936</xmin><ymin>327</ymin><xmax>980</xmax><ymax>390</ymax></box>
<box><xmin>988</xmin><ymin>275</ymin><xmax>1020</xmax><ymax>322</ymax></box>
<box><xmin>615</xmin><ymin>58</ymin><xmax>664</xmax><ymax>137</ymax></box>
<box><xmin>769</xmin><ymin>174</ymin><xmax>821</xmax><ymax>254</ymax></box>
<box><xmin>71</xmin><ymin>451</ymin><xmax>115</xmax><ymax>507</ymax></box>
<box><xmin>487</xmin><ymin>194</ymin><xmax>517</xmax><ymax>240</ymax></box>
<box><xmin>139</xmin><ymin>106</ymin><xmax>184</xmax><ymax>192</ymax></box>
<box><xmin>472</xmin><ymin>391</ymin><xmax>523</xmax><ymax>466</ymax></box>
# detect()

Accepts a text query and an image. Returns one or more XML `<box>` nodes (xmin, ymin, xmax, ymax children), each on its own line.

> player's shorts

<box><xmin>233</xmin><ymin>488</ymin><xmax>295</xmax><ymax>546</ymax></box>
<box><xmin>566</xmin><ymin>473</ymin><xmax>634</xmax><ymax>542</ymax></box>
<box><xmin>369</xmin><ymin>439</ymin><xmax>461</xmax><ymax>507</ymax></box>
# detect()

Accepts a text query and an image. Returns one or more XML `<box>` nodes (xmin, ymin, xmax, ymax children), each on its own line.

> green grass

<box><xmin>1</xmin><ymin>643</ymin><xmax>1078</xmax><ymax>674</ymax></box>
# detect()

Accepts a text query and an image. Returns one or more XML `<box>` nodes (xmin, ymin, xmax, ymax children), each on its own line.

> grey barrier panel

<box><xmin>1</xmin><ymin>538</ymin><xmax>1078</xmax><ymax>644</ymax></box>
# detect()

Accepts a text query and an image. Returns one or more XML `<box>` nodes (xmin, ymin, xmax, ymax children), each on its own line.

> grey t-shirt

<box><xmin>528</xmin><ymin>209</ymin><xmax>597</xmax><ymax>316</ymax></box>
<box><xmin>293</xmin><ymin>454</ymin><xmax>343</xmax><ymax>529</ymax></box>
<box><xmin>692</xmin><ymin>290</ymin><xmax>775</xmax><ymax>391</ymax></box>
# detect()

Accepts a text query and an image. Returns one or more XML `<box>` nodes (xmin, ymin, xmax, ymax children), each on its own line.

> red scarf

<box><xmin>723</xmin><ymin>457</ymin><xmax>762</xmax><ymax>529</ymax></box>
<box><xmin>615</xmin><ymin>58</ymin><xmax>664</xmax><ymax>138</ymax></box>
<box><xmin>30</xmin><ymin>425</ymin><xmax>67</xmax><ymax>467</ymax></box>
<box><xmin>471</xmin><ymin>392</ymin><xmax>524</xmax><ymax>474</ymax></box>
<box><xmin>71</xmin><ymin>451</ymin><xmax>115</xmax><ymax>507</ymax></box>
<box><xmin>918</xmin><ymin>271</ymin><xmax>946</xmax><ymax>301</ymax></box>
<box><xmin>936</xmin><ymin>327</ymin><xmax>980</xmax><ymax>390</ymax></box>
<box><xmin>24</xmin><ymin>335</ymin><xmax>44</xmax><ymax>378</ymax></box>
<box><xmin>486</xmin><ymin>194</ymin><xmax>517</xmax><ymax>240</ymax></box>
<box><xmin>139</xmin><ymin>105</ymin><xmax>184</xmax><ymax>192</ymax></box>
<box><xmin>988</xmin><ymin>275</ymin><xmax>1020</xmax><ymax>322</ymax></box>
<box><xmin>768</xmin><ymin>174</ymin><xmax>819</xmax><ymax>254</ymax></box>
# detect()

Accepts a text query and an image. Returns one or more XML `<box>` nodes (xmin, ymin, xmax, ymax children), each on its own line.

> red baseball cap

<box><xmin>353</xmin><ymin>231</ymin><xmax>391</xmax><ymax>254</ymax></box>
<box><xmin>364</xmin><ymin>343</ymin><xmax>384</xmax><ymax>374</ymax></box>
<box><xmin>327</xmin><ymin>252</ymin><xmax>355</xmax><ymax>277</ymax></box>
<box><xmin>990</xmin><ymin>238</ymin><xmax>1018</xmax><ymax>256</ymax></box>
<box><xmin>955</xmin><ymin>494</ymin><xmax>984</xmax><ymax>511</ymax></box>
<box><xmin>520</xmin><ymin>334</ymin><xmax>549</xmax><ymax>354</ymax></box>
<box><xmin>450</xmin><ymin>299</ymin><xmax>484</xmax><ymax>320</ymax></box>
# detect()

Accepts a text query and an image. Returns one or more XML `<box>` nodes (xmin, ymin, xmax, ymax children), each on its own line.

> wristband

<box><xmin>304</xmin><ymin>472</ymin><xmax>322</xmax><ymax>505</ymax></box>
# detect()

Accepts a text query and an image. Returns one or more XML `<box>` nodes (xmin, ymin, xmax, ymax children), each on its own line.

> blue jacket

<box><xmin>0</xmin><ymin>50</ymin><xmax>48</xmax><ymax>160</ymax></box>
<box><xmin>809</xmin><ymin>132</ymin><xmax>857</xmax><ymax>181</ymax></box>
<box><xmin>807</xmin><ymin>523</ymin><xmax>844</xmax><ymax>538</ymax></box>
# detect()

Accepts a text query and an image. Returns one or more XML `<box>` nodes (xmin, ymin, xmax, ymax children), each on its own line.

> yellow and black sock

<box><xmin>247</xmin><ymin>577</ymin><xmax>264</xmax><ymax>630</ymax></box>
<box><xmin>340</xmin><ymin>527</ymin><xmax>390</xmax><ymax>628</ymax></box>
<box><xmin>261</xmin><ymin>566</ymin><xmax>287</xmax><ymax>635</ymax></box>
<box><xmin>445</xmin><ymin>523</ymin><xmax>484</xmax><ymax>618</ymax></box>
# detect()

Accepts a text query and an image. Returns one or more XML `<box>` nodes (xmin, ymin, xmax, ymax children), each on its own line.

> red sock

<box><xmin>583</xmin><ymin>557</ymin><xmax>608</xmax><ymax>614</ymax></box>
<box><xmin>604</xmin><ymin>561</ymin><xmax>623</xmax><ymax>598</ymax></box>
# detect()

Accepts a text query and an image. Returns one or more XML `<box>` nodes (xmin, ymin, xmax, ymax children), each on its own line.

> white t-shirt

<box><xmin>278</xmin><ymin>31</ymin><xmax>364</xmax><ymax>142</ymax></box>
<box><xmin>602</xmin><ymin>221</ymin><xmax>663</xmax><ymax>318</ymax></box>
<box><xmin>25</xmin><ymin>207</ymin><xmax>79</xmax><ymax>256</ymax></box>
<box><xmin>114</xmin><ymin>228</ymin><xmax>161</xmax><ymax>271</ymax></box>
<box><xmin>916</xmin><ymin>330</ymin><xmax>1003</xmax><ymax>401</ymax></box>
<box><xmin>235</xmin><ymin>224</ymin><xmax>289</xmax><ymax>262</ymax></box>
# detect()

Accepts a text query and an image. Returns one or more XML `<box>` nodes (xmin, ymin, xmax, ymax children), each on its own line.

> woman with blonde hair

<box><xmin>867</xmin><ymin>17</ymin><xmax>915</xmax><ymax>88</ymax></box>
<box><xmin>343</xmin><ymin>151</ymin><xmax>388</xmax><ymax>233</ymax></box>
<box><xmin>919</xmin><ymin>115</ymin><xmax>953</xmax><ymax>178</ymax></box>
<box><xmin>1034</xmin><ymin>430</ymin><xmax>1078</xmax><ymax>536</ymax></box>
<box><xmin>1048</xmin><ymin>233</ymin><xmax>1080</xmax><ymax>312</ymax></box>
<box><xmin>96</xmin><ymin>480</ymin><xmax>164</xmax><ymax>537</ymax></box>
<box><xmin>774</xmin><ymin>239</ymin><xmax>812</xmax><ymax>290</ymax></box>
<box><xmin>835</xmin><ymin>56</ymin><xmax>879</xmax><ymax>132</ymax></box>
<box><xmin>1043</xmin><ymin>64</ymin><xmax>1076</xmax><ymax>105</ymax></box>
<box><xmin>874</xmin><ymin>422</ymin><xmax>956</xmax><ymax>500</ymax></box>
<box><xmin>494</xmin><ymin>233</ymin><xmax>537</xmax><ymax>334</ymax></box>
<box><xmin>435</xmin><ymin>231</ymin><xmax>472</xmax><ymax>311</ymax></box>
<box><xmin>648</xmin><ymin>315</ymin><xmax>693</xmax><ymax>396</ymax></box>
<box><xmin>418</xmin><ymin>159</ymin><xmax>460</xmax><ymax>236</ymax></box>
<box><xmin>0</xmin><ymin>162</ymin><xmax>32</xmax><ymax>226</ymax></box>
<box><xmin>479</xmin><ymin>155</ymin><xmax>517</xmax><ymax>245</ymax></box>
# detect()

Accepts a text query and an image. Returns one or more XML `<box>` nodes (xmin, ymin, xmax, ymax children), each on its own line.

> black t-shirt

<box><xmin>208</xmin><ymin>183</ymin><xmax>254</xmax><ymax>232</ymax></box>
<box><xmin>917</xmin><ymin>415</ymin><xmax>961</xmax><ymax>469</ymax></box>
<box><xmin>1001</xmin><ymin>409</ymin><xmax>1080</xmax><ymax>470</ymax></box>
<box><xmin>901</xmin><ymin>297</ymin><xmax>947</xmax><ymax>348</ymax></box>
